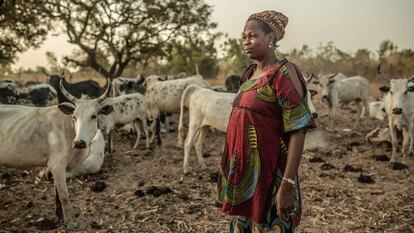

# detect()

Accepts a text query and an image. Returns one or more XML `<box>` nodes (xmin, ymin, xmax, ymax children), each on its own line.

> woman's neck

<box><xmin>256</xmin><ymin>55</ymin><xmax>279</xmax><ymax>71</ymax></box>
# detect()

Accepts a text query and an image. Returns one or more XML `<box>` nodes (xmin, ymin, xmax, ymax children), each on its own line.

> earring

<box><xmin>268</xmin><ymin>43</ymin><xmax>273</xmax><ymax>49</ymax></box>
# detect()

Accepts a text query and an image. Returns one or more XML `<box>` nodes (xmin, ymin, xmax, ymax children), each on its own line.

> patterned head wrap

<box><xmin>247</xmin><ymin>10</ymin><xmax>289</xmax><ymax>41</ymax></box>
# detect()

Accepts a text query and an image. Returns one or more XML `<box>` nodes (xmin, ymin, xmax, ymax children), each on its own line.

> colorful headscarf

<box><xmin>247</xmin><ymin>10</ymin><xmax>289</xmax><ymax>41</ymax></box>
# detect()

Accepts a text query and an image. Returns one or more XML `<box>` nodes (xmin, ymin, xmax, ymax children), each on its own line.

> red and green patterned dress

<box><xmin>217</xmin><ymin>59</ymin><xmax>316</xmax><ymax>232</ymax></box>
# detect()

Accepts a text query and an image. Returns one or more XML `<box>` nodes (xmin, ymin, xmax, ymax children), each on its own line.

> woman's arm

<box><xmin>276</xmin><ymin>63</ymin><xmax>307</xmax><ymax>220</ymax></box>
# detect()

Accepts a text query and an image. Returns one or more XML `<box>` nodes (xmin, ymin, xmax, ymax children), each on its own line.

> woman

<box><xmin>217</xmin><ymin>10</ymin><xmax>316</xmax><ymax>233</ymax></box>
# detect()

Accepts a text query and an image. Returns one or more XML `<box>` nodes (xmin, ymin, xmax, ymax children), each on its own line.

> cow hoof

<box><xmin>183</xmin><ymin>167</ymin><xmax>191</xmax><ymax>175</ymax></box>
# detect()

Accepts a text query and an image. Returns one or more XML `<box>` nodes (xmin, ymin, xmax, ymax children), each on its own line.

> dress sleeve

<box><xmin>272</xmin><ymin>63</ymin><xmax>316</xmax><ymax>133</ymax></box>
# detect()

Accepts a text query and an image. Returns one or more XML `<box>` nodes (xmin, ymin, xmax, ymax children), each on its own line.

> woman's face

<box><xmin>242</xmin><ymin>20</ymin><xmax>272</xmax><ymax>60</ymax></box>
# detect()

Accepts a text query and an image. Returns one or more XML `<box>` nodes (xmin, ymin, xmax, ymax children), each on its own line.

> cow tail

<box><xmin>178</xmin><ymin>85</ymin><xmax>198</xmax><ymax>146</ymax></box>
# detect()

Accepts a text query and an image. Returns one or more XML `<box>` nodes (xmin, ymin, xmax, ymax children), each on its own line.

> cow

<box><xmin>66</xmin><ymin>129</ymin><xmax>105</xmax><ymax>178</ymax></box>
<box><xmin>144</xmin><ymin>74</ymin><xmax>211</xmax><ymax>132</ymax></box>
<box><xmin>368</xmin><ymin>100</ymin><xmax>387</xmax><ymax>121</ymax></box>
<box><xmin>97</xmin><ymin>93</ymin><xmax>161</xmax><ymax>150</ymax></box>
<box><xmin>16</xmin><ymin>83</ymin><xmax>57</xmax><ymax>107</ymax></box>
<box><xmin>112</xmin><ymin>75</ymin><xmax>145</xmax><ymax>96</ymax></box>
<box><xmin>210</xmin><ymin>85</ymin><xmax>227</xmax><ymax>92</ymax></box>
<box><xmin>48</xmin><ymin>74</ymin><xmax>103</xmax><ymax>103</ymax></box>
<box><xmin>310</xmin><ymin>73</ymin><xmax>369</xmax><ymax>131</ymax></box>
<box><xmin>379</xmin><ymin>71</ymin><xmax>414</xmax><ymax>164</ymax></box>
<box><xmin>0</xmin><ymin>81</ymin><xmax>19</xmax><ymax>104</ymax></box>
<box><xmin>225</xmin><ymin>74</ymin><xmax>241</xmax><ymax>93</ymax></box>
<box><xmin>177</xmin><ymin>84</ymin><xmax>318</xmax><ymax>174</ymax></box>
<box><xmin>0</xmin><ymin>81</ymin><xmax>112</xmax><ymax>229</ymax></box>
<box><xmin>40</xmin><ymin>129</ymin><xmax>106</xmax><ymax>179</ymax></box>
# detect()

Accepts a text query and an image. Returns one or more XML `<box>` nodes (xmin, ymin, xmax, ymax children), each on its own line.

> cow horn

<box><xmin>408</xmin><ymin>74</ymin><xmax>414</xmax><ymax>83</ymax></box>
<box><xmin>97</xmin><ymin>78</ymin><xmax>111</xmax><ymax>103</ymax></box>
<box><xmin>377</xmin><ymin>62</ymin><xmax>391</xmax><ymax>81</ymax></box>
<box><xmin>328</xmin><ymin>73</ymin><xmax>338</xmax><ymax>79</ymax></box>
<box><xmin>59</xmin><ymin>79</ymin><xmax>79</xmax><ymax>103</ymax></box>
<box><xmin>42</xmin><ymin>69</ymin><xmax>50</xmax><ymax>77</ymax></box>
<box><xmin>60</xmin><ymin>70</ymin><xmax>65</xmax><ymax>78</ymax></box>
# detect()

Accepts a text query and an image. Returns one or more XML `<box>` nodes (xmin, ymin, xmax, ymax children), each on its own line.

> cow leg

<box><xmin>402</xmin><ymin>127</ymin><xmax>409</xmax><ymax>163</ymax></box>
<box><xmin>160</xmin><ymin>113</ymin><xmax>168</xmax><ymax>133</ymax></box>
<box><xmin>55</xmin><ymin>186</ymin><xmax>63</xmax><ymax>223</ymax></box>
<box><xmin>363</xmin><ymin>99</ymin><xmax>370</xmax><ymax>118</ymax></box>
<box><xmin>133</xmin><ymin>120</ymin><xmax>142</xmax><ymax>149</ymax></box>
<box><xmin>149</xmin><ymin>119</ymin><xmax>157</xmax><ymax>145</ymax></box>
<box><xmin>194</xmin><ymin>126</ymin><xmax>209</xmax><ymax>170</ymax></box>
<box><xmin>183</xmin><ymin>125</ymin><xmax>199</xmax><ymax>174</ymax></box>
<box><xmin>354</xmin><ymin>100</ymin><xmax>363</xmax><ymax>127</ymax></box>
<box><xmin>108</xmin><ymin>131</ymin><xmax>113</xmax><ymax>153</ymax></box>
<box><xmin>49</xmin><ymin>165</ymin><xmax>77</xmax><ymax>229</ymax></box>
<box><xmin>389</xmin><ymin>125</ymin><xmax>399</xmax><ymax>164</ymax></box>
<box><xmin>141</xmin><ymin>118</ymin><xmax>150</xmax><ymax>148</ymax></box>
<box><xmin>155</xmin><ymin>116</ymin><xmax>162</xmax><ymax>146</ymax></box>
<box><xmin>330</xmin><ymin>107</ymin><xmax>336</xmax><ymax>132</ymax></box>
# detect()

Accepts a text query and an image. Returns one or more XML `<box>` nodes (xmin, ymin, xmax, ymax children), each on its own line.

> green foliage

<box><xmin>158</xmin><ymin>31</ymin><xmax>221</xmax><ymax>78</ymax></box>
<box><xmin>223</xmin><ymin>38</ymin><xmax>251</xmax><ymax>75</ymax></box>
<box><xmin>0</xmin><ymin>0</ymin><xmax>51</xmax><ymax>65</ymax></box>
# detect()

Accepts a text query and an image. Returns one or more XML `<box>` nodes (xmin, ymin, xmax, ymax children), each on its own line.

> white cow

<box><xmin>66</xmin><ymin>129</ymin><xmax>105</xmax><ymax>178</ymax></box>
<box><xmin>369</xmin><ymin>101</ymin><xmax>387</xmax><ymax>121</ymax></box>
<box><xmin>380</xmin><ymin>79</ymin><xmax>414</xmax><ymax>163</ymax></box>
<box><xmin>97</xmin><ymin>93</ymin><xmax>160</xmax><ymax>149</ymax></box>
<box><xmin>0</xmin><ymin>81</ymin><xmax>112</xmax><ymax>229</ymax></box>
<box><xmin>40</xmin><ymin>129</ymin><xmax>106</xmax><ymax>179</ymax></box>
<box><xmin>315</xmin><ymin>74</ymin><xmax>369</xmax><ymax>131</ymax></box>
<box><xmin>144</xmin><ymin>74</ymin><xmax>211</xmax><ymax>131</ymax></box>
<box><xmin>177</xmin><ymin>85</ymin><xmax>236</xmax><ymax>174</ymax></box>
<box><xmin>177</xmin><ymin>85</ymin><xmax>318</xmax><ymax>174</ymax></box>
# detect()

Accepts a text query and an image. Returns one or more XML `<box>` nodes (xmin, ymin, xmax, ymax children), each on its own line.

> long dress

<box><xmin>217</xmin><ymin>58</ymin><xmax>316</xmax><ymax>232</ymax></box>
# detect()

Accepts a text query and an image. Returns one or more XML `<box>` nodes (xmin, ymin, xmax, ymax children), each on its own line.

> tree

<box><xmin>378</xmin><ymin>40</ymin><xmax>398</xmax><ymax>59</ymax></box>
<box><xmin>223</xmin><ymin>38</ymin><xmax>251</xmax><ymax>74</ymax></box>
<box><xmin>0</xmin><ymin>0</ymin><xmax>51</xmax><ymax>65</ymax></box>
<box><xmin>160</xmin><ymin>31</ymin><xmax>221</xmax><ymax>78</ymax></box>
<box><xmin>45</xmin><ymin>0</ymin><xmax>216</xmax><ymax>79</ymax></box>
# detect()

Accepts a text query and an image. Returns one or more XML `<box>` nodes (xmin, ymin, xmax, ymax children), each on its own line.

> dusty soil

<box><xmin>0</xmin><ymin>102</ymin><xmax>413</xmax><ymax>233</ymax></box>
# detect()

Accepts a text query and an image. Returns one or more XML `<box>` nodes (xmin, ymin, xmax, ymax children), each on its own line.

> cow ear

<box><xmin>379</xmin><ymin>85</ymin><xmax>390</xmax><ymax>93</ymax></box>
<box><xmin>58</xmin><ymin>102</ymin><xmax>76</xmax><ymax>115</ymax></box>
<box><xmin>99</xmin><ymin>105</ymin><xmax>113</xmax><ymax>115</ymax></box>
<box><xmin>309</xmin><ymin>89</ymin><xmax>318</xmax><ymax>97</ymax></box>
<box><xmin>328</xmin><ymin>79</ymin><xmax>335</xmax><ymax>84</ymax></box>
<box><xmin>408</xmin><ymin>86</ymin><xmax>414</xmax><ymax>92</ymax></box>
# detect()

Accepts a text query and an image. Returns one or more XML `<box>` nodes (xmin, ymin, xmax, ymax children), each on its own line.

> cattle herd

<box><xmin>0</xmin><ymin>66</ymin><xmax>412</xmax><ymax>230</ymax></box>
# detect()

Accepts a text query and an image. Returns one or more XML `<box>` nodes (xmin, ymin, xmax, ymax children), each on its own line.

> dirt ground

<box><xmin>0</xmin><ymin>100</ymin><xmax>413</xmax><ymax>233</ymax></box>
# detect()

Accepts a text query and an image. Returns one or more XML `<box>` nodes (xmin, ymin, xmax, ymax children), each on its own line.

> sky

<box><xmin>12</xmin><ymin>0</ymin><xmax>414</xmax><ymax>70</ymax></box>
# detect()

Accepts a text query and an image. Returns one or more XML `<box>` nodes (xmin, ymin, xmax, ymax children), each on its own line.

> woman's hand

<box><xmin>276</xmin><ymin>180</ymin><xmax>296</xmax><ymax>220</ymax></box>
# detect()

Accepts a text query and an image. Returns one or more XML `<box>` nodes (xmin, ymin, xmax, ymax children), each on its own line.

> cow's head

<box><xmin>384</xmin><ymin>79</ymin><xmax>414</xmax><ymax>115</ymax></box>
<box><xmin>376</xmin><ymin>62</ymin><xmax>414</xmax><ymax>115</ymax></box>
<box><xmin>58</xmin><ymin>79</ymin><xmax>113</xmax><ymax>149</ymax></box>
<box><xmin>142</xmin><ymin>75</ymin><xmax>165</xmax><ymax>88</ymax></box>
<box><xmin>306</xmin><ymin>73</ymin><xmax>320</xmax><ymax>86</ymax></box>
<box><xmin>317</xmin><ymin>73</ymin><xmax>337</xmax><ymax>105</ymax></box>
